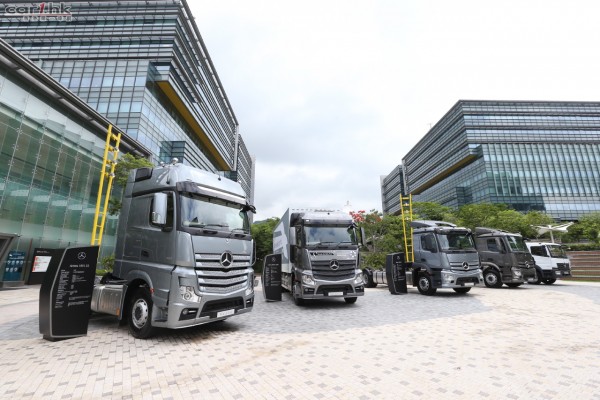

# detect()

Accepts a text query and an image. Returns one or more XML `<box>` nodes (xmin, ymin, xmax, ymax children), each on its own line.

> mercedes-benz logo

<box><xmin>220</xmin><ymin>251</ymin><xmax>233</xmax><ymax>267</ymax></box>
<box><xmin>330</xmin><ymin>260</ymin><xmax>340</xmax><ymax>271</ymax></box>
<box><xmin>78</xmin><ymin>252</ymin><xmax>86</xmax><ymax>260</ymax></box>
<box><xmin>462</xmin><ymin>262</ymin><xmax>469</xmax><ymax>270</ymax></box>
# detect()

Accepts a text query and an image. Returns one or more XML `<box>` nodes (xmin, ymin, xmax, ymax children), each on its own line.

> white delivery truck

<box><xmin>273</xmin><ymin>208</ymin><xmax>365</xmax><ymax>305</ymax></box>
<box><xmin>525</xmin><ymin>242</ymin><xmax>571</xmax><ymax>284</ymax></box>
<box><xmin>91</xmin><ymin>160</ymin><xmax>256</xmax><ymax>338</ymax></box>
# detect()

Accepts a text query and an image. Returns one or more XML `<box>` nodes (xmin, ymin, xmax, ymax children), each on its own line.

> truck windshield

<box><xmin>548</xmin><ymin>245</ymin><xmax>568</xmax><ymax>258</ymax></box>
<box><xmin>438</xmin><ymin>232</ymin><xmax>476</xmax><ymax>251</ymax></box>
<box><xmin>506</xmin><ymin>235</ymin><xmax>528</xmax><ymax>252</ymax></box>
<box><xmin>180</xmin><ymin>194</ymin><xmax>249</xmax><ymax>232</ymax></box>
<box><xmin>304</xmin><ymin>225</ymin><xmax>356</xmax><ymax>246</ymax></box>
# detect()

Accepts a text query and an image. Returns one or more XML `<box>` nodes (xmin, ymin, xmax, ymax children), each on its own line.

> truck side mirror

<box><xmin>289</xmin><ymin>228</ymin><xmax>296</xmax><ymax>245</ymax></box>
<box><xmin>290</xmin><ymin>245</ymin><xmax>297</xmax><ymax>262</ymax></box>
<box><xmin>360</xmin><ymin>227</ymin><xmax>366</xmax><ymax>247</ymax></box>
<box><xmin>151</xmin><ymin>192</ymin><xmax>167</xmax><ymax>225</ymax></box>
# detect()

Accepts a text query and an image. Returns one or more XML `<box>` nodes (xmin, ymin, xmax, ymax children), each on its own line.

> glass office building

<box><xmin>402</xmin><ymin>100</ymin><xmax>600</xmax><ymax>221</ymax></box>
<box><xmin>0</xmin><ymin>38</ymin><xmax>149</xmax><ymax>285</ymax></box>
<box><xmin>380</xmin><ymin>165</ymin><xmax>405</xmax><ymax>215</ymax></box>
<box><xmin>0</xmin><ymin>0</ymin><xmax>254</xmax><ymax>285</ymax></box>
<box><xmin>0</xmin><ymin>0</ymin><xmax>254</xmax><ymax>204</ymax></box>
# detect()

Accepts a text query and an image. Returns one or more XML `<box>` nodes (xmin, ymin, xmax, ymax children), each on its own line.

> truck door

<box><xmin>529</xmin><ymin>245</ymin><xmax>550</xmax><ymax>269</ymax></box>
<box><xmin>419</xmin><ymin>233</ymin><xmax>442</xmax><ymax>269</ymax></box>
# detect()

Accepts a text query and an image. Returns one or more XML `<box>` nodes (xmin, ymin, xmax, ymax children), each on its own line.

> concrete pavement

<box><xmin>1</xmin><ymin>281</ymin><xmax>599</xmax><ymax>399</ymax></box>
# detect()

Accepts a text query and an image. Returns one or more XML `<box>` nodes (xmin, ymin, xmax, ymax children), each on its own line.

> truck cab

<box><xmin>525</xmin><ymin>242</ymin><xmax>571</xmax><ymax>284</ymax></box>
<box><xmin>474</xmin><ymin>227</ymin><xmax>536</xmax><ymax>288</ymax></box>
<box><xmin>91</xmin><ymin>161</ymin><xmax>256</xmax><ymax>338</ymax></box>
<box><xmin>410</xmin><ymin>221</ymin><xmax>483</xmax><ymax>295</ymax></box>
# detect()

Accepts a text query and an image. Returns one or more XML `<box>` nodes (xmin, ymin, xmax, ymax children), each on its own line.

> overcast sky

<box><xmin>190</xmin><ymin>0</ymin><xmax>600</xmax><ymax>221</ymax></box>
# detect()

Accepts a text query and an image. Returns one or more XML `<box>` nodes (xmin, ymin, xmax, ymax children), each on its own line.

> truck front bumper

<box><xmin>521</xmin><ymin>267</ymin><xmax>537</xmax><ymax>282</ymax></box>
<box><xmin>299</xmin><ymin>281</ymin><xmax>365</xmax><ymax>299</ymax></box>
<box><xmin>155</xmin><ymin>289</ymin><xmax>254</xmax><ymax>330</ymax></box>
<box><xmin>436</xmin><ymin>270</ymin><xmax>483</xmax><ymax>289</ymax></box>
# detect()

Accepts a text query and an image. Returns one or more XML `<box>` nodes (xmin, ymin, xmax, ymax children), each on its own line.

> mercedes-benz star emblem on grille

<box><xmin>77</xmin><ymin>252</ymin><xmax>86</xmax><ymax>260</ymax></box>
<box><xmin>220</xmin><ymin>252</ymin><xmax>233</xmax><ymax>267</ymax></box>
<box><xmin>462</xmin><ymin>262</ymin><xmax>469</xmax><ymax>270</ymax></box>
<box><xmin>330</xmin><ymin>260</ymin><xmax>340</xmax><ymax>271</ymax></box>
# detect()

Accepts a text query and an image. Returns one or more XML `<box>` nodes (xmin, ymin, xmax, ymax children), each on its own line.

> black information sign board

<box><xmin>262</xmin><ymin>253</ymin><xmax>282</xmax><ymax>302</ymax></box>
<box><xmin>28</xmin><ymin>248</ymin><xmax>54</xmax><ymax>285</ymax></box>
<box><xmin>39</xmin><ymin>246</ymin><xmax>99</xmax><ymax>341</ymax></box>
<box><xmin>385</xmin><ymin>252</ymin><xmax>407</xmax><ymax>295</ymax></box>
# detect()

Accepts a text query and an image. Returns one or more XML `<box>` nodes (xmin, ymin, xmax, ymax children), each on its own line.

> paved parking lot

<box><xmin>1</xmin><ymin>280</ymin><xmax>600</xmax><ymax>399</ymax></box>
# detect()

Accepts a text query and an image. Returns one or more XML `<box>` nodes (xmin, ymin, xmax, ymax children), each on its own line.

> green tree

<box><xmin>412</xmin><ymin>202</ymin><xmax>456</xmax><ymax>223</ymax></box>
<box><xmin>455</xmin><ymin>203</ymin><xmax>509</xmax><ymax>230</ymax></box>
<box><xmin>568</xmin><ymin>212</ymin><xmax>600</xmax><ymax>243</ymax></box>
<box><xmin>108</xmin><ymin>153</ymin><xmax>153</xmax><ymax>214</ymax></box>
<box><xmin>251</xmin><ymin>217</ymin><xmax>280</xmax><ymax>271</ymax></box>
<box><xmin>354</xmin><ymin>210</ymin><xmax>405</xmax><ymax>270</ymax></box>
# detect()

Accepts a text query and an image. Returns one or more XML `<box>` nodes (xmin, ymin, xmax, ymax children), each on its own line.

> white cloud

<box><xmin>191</xmin><ymin>0</ymin><xmax>600</xmax><ymax>221</ymax></box>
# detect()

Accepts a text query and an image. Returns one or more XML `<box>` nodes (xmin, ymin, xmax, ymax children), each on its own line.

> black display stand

<box><xmin>262</xmin><ymin>253</ymin><xmax>282</xmax><ymax>302</ymax></box>
<box><xmin>39</xmin><ymin>246</ymin><xmax>99</xmax><ymax>341</ymax></box>
<box><xmin>385</xmin><ymin>252</ymin><xmax>407</xmax><ymax>295</ymax></box>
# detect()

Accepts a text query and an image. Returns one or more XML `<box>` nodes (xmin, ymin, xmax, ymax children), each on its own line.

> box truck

<box><xmin>273</xmin><ymin>208</ymin><xmax>364</xmax><ymax>305</ymax></box>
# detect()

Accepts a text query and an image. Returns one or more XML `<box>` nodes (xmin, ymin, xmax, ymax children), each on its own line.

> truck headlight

<box><xmin>511</xmin><ymin>267</ymin><xmax>522</xmax><ymax>278</ymax></box>
<box><xmin>245</xmin><ymin>273</ymin><xmax>254</xmax><ymax>296</ymax></box>
<box><xmin>354</xmin><ymin>273</ymin><xmax>364</xmax><ymax>285</ymax></box>
<box><xmin>302</xmin><ymin>274</ymin><xmax>315</xmax><ymax>286</ymax></box>
<box><xmin>179</xmin><ymin>286</ymin><xmax>201</xmax><ymax>302</ymax></box>
<box><xmin>441</xmin><ymin>271</ymin><xmax>454</xmax><ymax>284</ymax></box>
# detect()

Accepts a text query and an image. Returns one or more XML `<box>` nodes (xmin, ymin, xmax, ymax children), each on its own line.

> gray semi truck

<box><xmin>363</xmin><ymin>220</ymin><xmax>483</xmax><ymax>295</ymax></box>
<box><xmin>474</xmin><ymin>227</ymin><xmax>536</xmax><ymax>288</ymax></box>
<box><xmin>91</xmin><ymin>160</ymin><xmax>256</xmax><ymax>338</ymax></box>
<box><xmin>272</xmin><ymin>208</ymin><xmax>365</xmax><ymax>305</ymax></box>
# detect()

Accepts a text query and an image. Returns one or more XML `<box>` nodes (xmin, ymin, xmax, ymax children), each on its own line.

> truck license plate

<box><xmin>328</xmin><ymin>292</ymin><xmax>344</xmax><ymax>296</ymax></box>
<box><xmin>463</xmin><ymin>282</ymin><xmax>474</xmax><ymax>286</ymax></box>
<box><xmin>217</xmin><ymin>309</ymin><xmax>235</xmax><ymax>318</ymax></box>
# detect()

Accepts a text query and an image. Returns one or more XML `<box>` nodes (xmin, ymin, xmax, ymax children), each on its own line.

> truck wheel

<box><xmin>483</xmin><ymin>270</ymin><xmax>502</xmax><ymax>288</ymax></box>
<box><xmin>530</xmin><ymin>269</ymin><xmax>543</xmax><ymax>285</ymax></box>
<box><xmin>544</xmin><ymin>278</ymin><xmax>556</xmax><ymax>285</ymax></box>
<box><xmin>362</xmin><ymin>270</ymin><xmax>377</xmax><ymax>288</ymax></box>
<box><xmin>505</xmin><ymin>283</ymin><xmax>522</xmax><ymax>288</ymax></box>
<box><xmin>344</xmin><ymin>297</ymin><xmax>358</xmax><ymax>304</ymax></box>
<box><xmin>128</xmin><ymin>288</ymin><xmax>157</xmax><ymax>339</ymax></box>
<box><xmin>453</xmin><ymin>287</ymin><xmax>471</xmax><ymax>294</ymax></box>
<box><xmin>291</xmin><ymin>283</ymin><xmax>304</xmax><ymax>306</ymax></box>
<box><xmin>417</xmin><ymin>274</ymin><xmax>437</xmax><ymax>296</ymax></box>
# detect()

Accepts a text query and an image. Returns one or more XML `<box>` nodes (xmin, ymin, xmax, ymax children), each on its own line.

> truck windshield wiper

<box><xmin>229</xmin><ymin>228</ymin><xmax>249</xmax><ymax>237</ymax></box>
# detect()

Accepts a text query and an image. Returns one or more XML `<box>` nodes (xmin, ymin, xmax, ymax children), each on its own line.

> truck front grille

<box><xmin>311</xmin><ymin>259</ymin><xmax>356</xmax><ymax>281</ymax></box>
<box><xmin>195</xmin><ymin>253</ymin><xmax>251</xmax><ymax>294</ymax></box>
<box><xmin>450</xmin><ymin>262</ymin><xmax>480</xmax><ymax>272</ymax></box>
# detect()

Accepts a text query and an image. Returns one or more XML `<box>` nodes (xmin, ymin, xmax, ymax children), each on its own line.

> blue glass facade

<box><xmin>402</xmin><ymin>100</ymin><xmax>600</xmax><ymax>221</ymax></box>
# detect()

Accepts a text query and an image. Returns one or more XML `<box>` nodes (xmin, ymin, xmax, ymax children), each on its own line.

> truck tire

<box><xmin>530</xmin><ymin>269</ymin><xmax>543</xmax><ymax>285</ymax></box>
<box><xmin>544</xmin><ymin>278</ymin><xmax>556</xmax><ymax>285</ymax></box>
<box><xmin>505</xmin><ymin>283</ymin><xmax>522</xmax><ymax>288</ymax></box>
<box><xmin>128</xmin><ymin>287</ymin><xmax>157</xmax><ymax>339</ymax></box>
<box><xmin>483</xmin><ymin>270</ymin><xmax>502</xmax><ymax>288</ymax></box>
<box><xmin>417</xmin><ymin>274</ymin><xmax>437</xmax><ymax>296</ymax></box>
<box><xmin>453</xmin><ymin>287</ymin><xmax>471</xmax><ymax>294</ymax></box>
<box><xmin>291</xmin><ymin>282</ymin><xmax>304</xmax><ymax>306</ymax></box>
<box><xmin>344</xmin><ymin>297</ymin><xmax>358</xmax><ymax>304</ymax></box>
<box><xmin>362</xmin><ymin>270</ymin><xmax>377</xmax><ymax>288</ymax></box>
